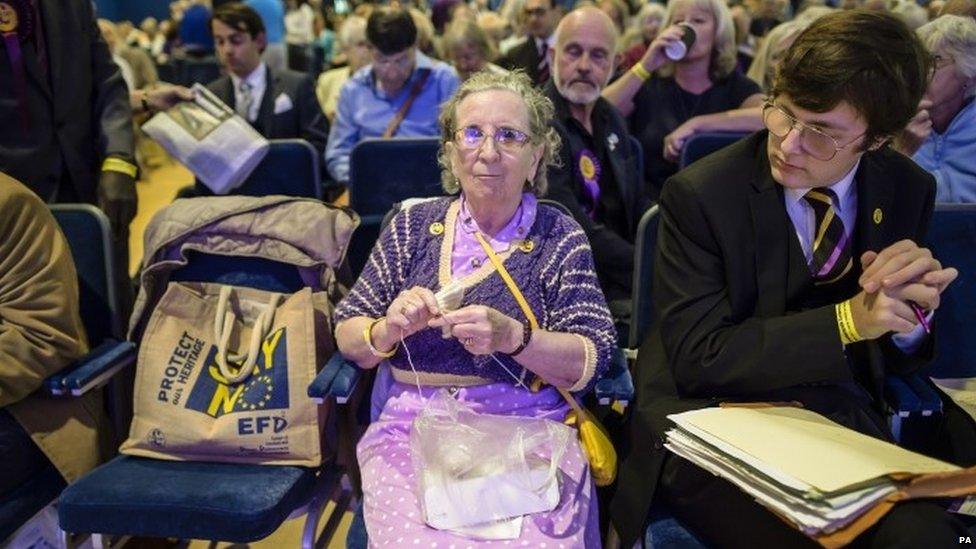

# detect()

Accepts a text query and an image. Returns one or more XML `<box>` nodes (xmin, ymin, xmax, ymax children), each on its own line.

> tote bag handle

<box><xmin>213</xmin><ymin>285</ymin><xmax>282</xmax><ymax>384</ymax></box>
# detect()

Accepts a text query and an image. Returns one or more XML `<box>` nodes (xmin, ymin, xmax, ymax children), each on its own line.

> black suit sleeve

<box><xmin>295</xmin><ymin>74</ymin><xmax>330</xmax><ymax>161</ymax></box>
<box><xmin>656</xmin><ymin>176</ymin><xmax>853</xmax><ymax>398</ymax></box>
<box><xmin>545</xmin><ymin>131</ymin><xmax>634</xmax><ymax>294</ymax></box>
<box><xmin>87</xmin><ymin>1</ymin><xmax>135</xmax><ymax>164</ymax></box>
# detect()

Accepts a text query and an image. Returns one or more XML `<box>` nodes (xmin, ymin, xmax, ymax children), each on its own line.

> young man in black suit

<box><xmin>611</xmin><ymin>10</ymin><xmax>976</xmax><ymax>548</ymax></box>
<box><xmin>207</xmin><ymin>2</ymin><xmax>328</xmax><ymax>158</ymax></box>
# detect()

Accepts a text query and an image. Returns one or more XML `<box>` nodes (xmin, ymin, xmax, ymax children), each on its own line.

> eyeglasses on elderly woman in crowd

<box><xmin>894</xmin><ymin>14</ymin><xmax>976</xmax><ymax>203</ymax></box>
<box><xmin>332</xmin><ymin>71</ymin><xmax>616</xmax><ymax>546</ymax></box>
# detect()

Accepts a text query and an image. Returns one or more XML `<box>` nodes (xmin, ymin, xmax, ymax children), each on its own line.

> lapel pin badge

<box><xmin>429</xmin><ymin>222</ymin><xmax>445</xmax><ymax>235</ymax></box>
<box><xmin>607</xmin><ymin>132</ymin><xmax>619</xmax><ymax>152</ymax></box>
<box><xmin>518</xmin><ymin>240</ymin><xmax>535</xmax><ymax>253</ymax></box>
<box><xmin>873</xmin><ymin>208</ymin><xmax>883</xmax><ymax>225</ymax></box>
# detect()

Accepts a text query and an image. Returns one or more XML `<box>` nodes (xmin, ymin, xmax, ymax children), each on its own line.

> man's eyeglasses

<box><xmin>762</xmin><ymin>101</ymin><xmax>865</xmax><ymax>162</ymax></box>
<box><xmin>523</xmin><ymin>7</ymin><xmax>549</xmax><ymax>17</ymax></box>
<box><xmin>454</xmin><ymin>125</ymin><xmax>532</xmax><ymax>153</ymax></box>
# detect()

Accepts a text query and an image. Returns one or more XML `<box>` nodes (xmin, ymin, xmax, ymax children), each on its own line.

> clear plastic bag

<box><xmin>410</xmin><ymin>389</ymin><xmax>573</xmax><ymax>536</ymax></box>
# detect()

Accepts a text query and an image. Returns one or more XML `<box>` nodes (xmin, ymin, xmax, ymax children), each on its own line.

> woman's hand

<box><xmin>892</xmin><ymin>99</ymin><xmax>932</xmax><ymax>157</ymax></box>
<box><xmin>663</xmin><ymin>118</ymin><xmax>700</xmax><ymax>162</ymax></box>
<box><xmin>384</xmin><ymin>286</ymin><xmax>440</xmax><ymax>339</ymax></box>
<box><xmin>638</xmin><ymin>24</ymin><xmax>687</xmax><ymax>74</ymax></box>
<box><xmin>428</xmin><ymin>305</ymin><xmax>522</xmax><ymax>356</ymax></box>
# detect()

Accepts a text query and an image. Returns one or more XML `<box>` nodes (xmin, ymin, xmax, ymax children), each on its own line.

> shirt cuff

<box><xmin>891</xmin><ymin>309</ymin><xmax>934</xmax><ymax>355</ymax></box>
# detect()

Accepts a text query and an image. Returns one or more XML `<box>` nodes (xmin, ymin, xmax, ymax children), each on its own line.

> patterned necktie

<box><xmin>536</xmin><ymin>40</ymin><xmax>550</xmax><ymax>85</ymax></box>
<box><xmin>237</xmin><ymin>81</ymin><xmax>253</xmax><ymax>121</ymax></box>
<box><xmin>803</xmin><ymin>188</ymin><xmax>853</xmax><ymax>285</ymax></box>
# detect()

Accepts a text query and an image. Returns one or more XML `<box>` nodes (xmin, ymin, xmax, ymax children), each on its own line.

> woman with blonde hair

<box><xmin>603</xmin><ymin>0</ymin><xmax>763</xmax><ymax>201</ymax></box>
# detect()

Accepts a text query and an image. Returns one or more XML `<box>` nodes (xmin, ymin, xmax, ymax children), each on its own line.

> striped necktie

<box><xmin>803</xmin><ymin>188</ymin><xmax>853</xmax><ymax>285</ymax></box>
<box><xmin>536</xmin><ymin>40</ymin><xmax>550</xmax><ymax>85</ymax></box>
<box><xmin>237</xmin><ymin>81</ymin><xmax>253</xmax><ymax>121</ymax></box>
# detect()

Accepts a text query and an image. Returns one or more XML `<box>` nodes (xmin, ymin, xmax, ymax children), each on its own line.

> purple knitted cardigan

<box><xmin>334</xmin><ymin>197</ymin><xmax>616</xmax><ymax>393</ymax></box>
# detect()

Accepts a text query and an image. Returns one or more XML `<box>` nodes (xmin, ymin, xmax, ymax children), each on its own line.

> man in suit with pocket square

<box><xmin>207</xmin><ymin>2</ymin><xmax>328</xmax><ymax>160</ymax></box>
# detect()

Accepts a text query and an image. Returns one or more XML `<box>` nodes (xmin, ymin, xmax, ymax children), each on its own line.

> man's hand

<box><xmin>858</xmin><ymin>240</ymin><xmax>952</xmax><ymax>293</ymax></box>
<box><xmin>145</xmin><ymin>83</ymin><xmax>195</xmax><ymax>112</ymax></box>
<box><xmin>97</xmin><ymin>170</ymin><xmax>137</xmax><ymax>240</ymax></box>
<box><xmin>848</xmin><ymin>287</ymin><xmax>922</xmax><ymax>339</ymax></box>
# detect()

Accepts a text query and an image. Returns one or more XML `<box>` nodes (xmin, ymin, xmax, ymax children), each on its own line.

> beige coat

<box><xmin>130</xmin><ymin>195</ymin><xmax>359</xmax><ymax>341</ymax></box>
<box><xmin>0</xmin><ymin>173</ymin><xmax>111</xmax><ymax>483</ymax></box>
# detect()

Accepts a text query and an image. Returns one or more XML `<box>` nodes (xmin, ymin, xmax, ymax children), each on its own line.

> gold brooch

<box><xmin>873</xmin><ymin>208</ymin><xmax>883</xmax><ymax>225</ymax></box>
<box><xmin>518</xmin><ymin>240</ymin><xmax>535</xmax><ymax>253</ymax></box>
<box><xmin>429</xmin><ymin>222</ymin><xmax>445</xmax><ymax>235</ymax></box>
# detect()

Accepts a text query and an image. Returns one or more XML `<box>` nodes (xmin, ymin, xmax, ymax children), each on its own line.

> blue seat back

<box><xmin>926</xmin><ymin>203</ymin><xmax>976</xmax><ymax>379</ymax></box>
<box><xmin>679</xmin><ymin>132</ymin><xmax>750</xmax><ymax>169</ymax></box>
<box><xmin>238</xmin><ymin>139</ymin><xmax>322</xmax><ymax>199</ymax></box>
<box><xmin>179</xmin><ymin>56</ymin><xmax>222</xmax><ymax>86</ymax></box>
<box><xmin>628</xmin><ymin>205</ymin><xmax>660</xmax><ymax>349</ymax></box>
<box><xmin>50</xmin><ymin>205</ymin><xmax>122</xmax><ymax>345</ymax></box>
<box><xmin>348</xmin><ymin>138</ymin><xmax>443</xmax><ymax>217</ymax></box>
<box><xmin>346</xmin><ymin>138</ymin><xmax>444</xmax><ymax>275</ymax></box>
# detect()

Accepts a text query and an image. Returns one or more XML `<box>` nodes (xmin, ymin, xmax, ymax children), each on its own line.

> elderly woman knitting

<box><xmin>334</xmin><ymin>71</ymin><xmax>615</xmax><ymax>546</ymax></box>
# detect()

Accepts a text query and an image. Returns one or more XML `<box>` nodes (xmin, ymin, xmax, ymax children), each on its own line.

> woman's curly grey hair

<box><xmin>437</xmin><ymin>70</ymin><xmax>562</xmax><ymax>196</ymax></box>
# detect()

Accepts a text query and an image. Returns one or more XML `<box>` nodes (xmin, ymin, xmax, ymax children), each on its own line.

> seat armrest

<box><xmin>308</xmin><ymin>352</ymin><xmax>362</xmax><ymax>404</ymax></box>
<box><xmin>44</xmin><ymin>340</ymin><xmax>137</xmax><ymax>396</ymax></box>
<box><xmin>594</xmin><ymin>348</ymin><xmax>633</xmax><ymax>407</ymax></box>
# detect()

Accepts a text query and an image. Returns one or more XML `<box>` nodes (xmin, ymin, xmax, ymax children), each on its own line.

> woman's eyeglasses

<box><xmin>762</xmin><ymin>101</ymin><xmax>865</xmax><ymax>161</ymax></box>
<box><xmin>454</xmin><ymin>125</ymin><xmax>532</xmax><ymax>153</ymax></box>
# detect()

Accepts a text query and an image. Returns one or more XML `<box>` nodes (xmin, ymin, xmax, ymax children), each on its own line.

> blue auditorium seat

<box><xmin>346</xmin><ymin>138</ymin><xmax>445</xmax><ymax>275</ymax></box>
<box><xmin>679</xmin><ymin>132</ymin><xmax>751</xmax><ymax>169</ymax></box>
<box><xmin>58</xmin><ymin>251</ymin><xmax>360</xmax><ymax>547</ymax></box>
<box><xmin>0</xmin><ymin>205</ymin><xmax>135</xmax><ymax>543</ymax></box>
<box><xmin>196</xmin><ymin>138</ymin><xmax>322</xmax><ymax>199</ymax></box>
<box><xmin>926</xmin><ymin>204</ymin><xmax>976</xmax><ymax>380</ymax></box>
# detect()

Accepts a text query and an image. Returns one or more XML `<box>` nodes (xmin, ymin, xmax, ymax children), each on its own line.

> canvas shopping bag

<box><xmin>121</xmin><ymin>281</ymin><xmax>330</xmax><ymax>466</ymax></box>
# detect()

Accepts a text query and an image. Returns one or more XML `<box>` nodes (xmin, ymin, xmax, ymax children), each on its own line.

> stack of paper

<box><xmin>665</xmin><ymin>406</ymin><xmax>961</xmax><ymax>538</ymax></box>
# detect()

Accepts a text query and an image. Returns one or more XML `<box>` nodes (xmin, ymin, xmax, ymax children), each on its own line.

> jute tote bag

<box><xmin>121</xmin><ymin>281</ymin><xmax>329</xmax><ymax>466</ymax></box>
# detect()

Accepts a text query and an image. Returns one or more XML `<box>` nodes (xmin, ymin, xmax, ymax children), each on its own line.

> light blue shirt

<box><xmin>781</xmin><ymin>160</ymin><xmax>928</xmax><ymax>352</ymax></box>
<box><xmin>245</xmin><ymin>0</ymin><xmax>285</xmax><ymax>44</ymax></box>
<box><xmin>913</xmin><ymin>98</ymin><xmax>976</xmax><ymax>204</ymax></box>
<box><xmin>325</xmin><ymin>52</ymin><xmax>460</xmax><ymax>183</ymax></box>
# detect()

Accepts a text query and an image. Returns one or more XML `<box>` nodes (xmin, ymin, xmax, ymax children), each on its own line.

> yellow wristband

<box><xmin>631</xmin><ymin>64</ymin><xmax>651</xmax><ymax>82</ymax></box>
<box><xmin>835</xmin><ymin>300</ymin><xmax>863</xmax><ymax>346</ymax></box>
<box><xmin>101</xmin><ymin>157</ymin><xmax>138</xmax><ymax>178</ymax></box>
<box><xmin>363</xmin><ymin>317</ymin><xmax>397</xmax><ymax>358</ymax></box>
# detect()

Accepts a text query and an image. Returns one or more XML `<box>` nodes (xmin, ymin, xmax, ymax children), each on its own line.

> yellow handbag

<box><xmin>474</xmin><ymin>233</ymin><xmax>618</xmax><ymax>487</ymax></box>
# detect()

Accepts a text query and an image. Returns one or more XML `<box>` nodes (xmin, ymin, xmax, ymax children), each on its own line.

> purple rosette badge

<box><xmin>576</xmin><ymin>149</ymin><xmax>602</xmax><ymax>218</ymax></box>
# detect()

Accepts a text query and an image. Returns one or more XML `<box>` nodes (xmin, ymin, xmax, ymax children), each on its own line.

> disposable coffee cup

<box><xmin>664</xmin><ymin>23</ymin><xmax>697</xmax><ymax>61</ymax></box>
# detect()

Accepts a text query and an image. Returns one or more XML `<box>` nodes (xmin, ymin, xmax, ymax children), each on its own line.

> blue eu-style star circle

<box><xmin>236</xmin><ymin>374</ymin><xmax>274</xmax><ymax>410</ymax></box>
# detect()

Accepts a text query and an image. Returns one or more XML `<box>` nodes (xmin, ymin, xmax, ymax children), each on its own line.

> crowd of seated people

<box><xmin>3</xmin><ymin>0</ymin><xmax>976</xmax><ymax>546</ymax></box>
